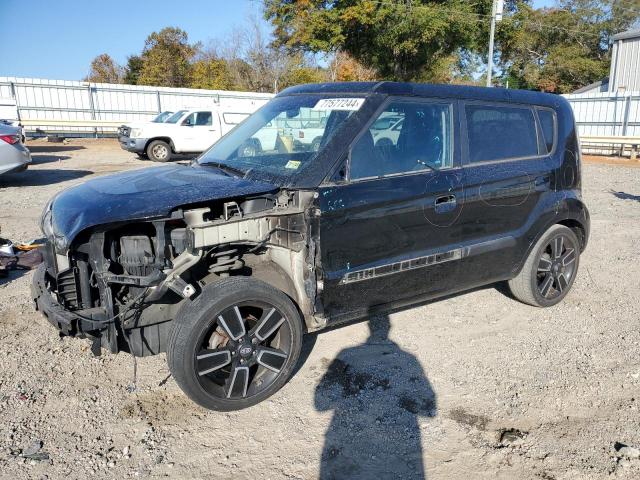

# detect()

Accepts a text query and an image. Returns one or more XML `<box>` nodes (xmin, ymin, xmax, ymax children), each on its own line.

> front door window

<box><xmin>349</xmin><ymin>101</ymin><xmax>453</xmax><ymax>180</ymax></box>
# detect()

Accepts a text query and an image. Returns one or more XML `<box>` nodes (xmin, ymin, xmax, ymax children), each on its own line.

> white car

<box><xmin>371</xmin><ymin>114</ymin><xmax>404</xmax><ymax>147</ymax></box>
<box><xmin>0</xmin><ymin>97</ymin><xmax>26</xmax><ymax>143</ymax></box>
<box><xmin>0</xmin><ymin>124</ymin><xmax>31</xmax><ymax>176</ymax></box>
<box><xmin>119</xmin><ymin>107</ymin><xmax>254</xmax><ymax>162</ymax></box>
<box><xmin>290</xmin><ymin>117</ymin><xmax>327</xmax><ymax>151</ymax></box>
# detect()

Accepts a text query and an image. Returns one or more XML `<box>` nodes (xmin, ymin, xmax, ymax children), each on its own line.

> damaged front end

<box><xmin>33</xmin><ymin>184</ymin><xmax>323</xmax><ymax>357</ymax></box>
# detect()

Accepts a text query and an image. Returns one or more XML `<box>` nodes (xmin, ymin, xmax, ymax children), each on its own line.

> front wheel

<box><xmin>167</xmin><ymin>277</ymin><xmax>303</xmax><ymax>411</ymax></box>
<box><xmin>146</xmin><ymin>140</ymin><xmax>171</xmax><ymax>162</ymax></box>
<box><xmin>508</xmin><ymin>224</ymin><xmax>580</xmax><ymax>307</ymax></box>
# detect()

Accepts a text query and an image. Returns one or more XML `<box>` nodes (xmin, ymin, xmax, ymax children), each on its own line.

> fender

<box><xmin>513</xmin><ymin>195</ymin><xmax>590</xmax><ymax>276</ymax></box>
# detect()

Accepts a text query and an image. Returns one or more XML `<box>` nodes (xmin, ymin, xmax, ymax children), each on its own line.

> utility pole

<box><xmin>486</xmin><ymin>0</ymin><xmax>504</xmax><ymax>87</ymax></box>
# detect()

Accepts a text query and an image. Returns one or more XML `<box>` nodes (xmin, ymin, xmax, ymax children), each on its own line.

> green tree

<box><xmin>190</xmin><ymin>57</ymin><xmax>234</xmax><ymax>90</ymax></box>
<box><xmin>84</xmin><ymin>53</ymin><xmax>122</xmax><ymax>84</ymax></box>
<box><xmin>499</xmin><ymin>0</ymin><xmax>640</xmax><ymax>92</ymax></box>
<box><xmin>138</xmin><ymin>27</ymin><xmax>197</xmax><ymax>87</ymax></box>
<box><xmin>263</xmin><ymin>0</ymin><xmax>496</xmax><ymax>81</ymax></box>
<box><xmin>123</xmin><ymin>55</ymin><xmax>144</xmax><ymax>85</ymax></box>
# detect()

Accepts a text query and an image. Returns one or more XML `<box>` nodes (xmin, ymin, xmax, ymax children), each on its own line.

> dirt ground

<box><xmin>1</xmin><ymin>139</ymin><xmax>639</xmax><ymax>480</ymax></box>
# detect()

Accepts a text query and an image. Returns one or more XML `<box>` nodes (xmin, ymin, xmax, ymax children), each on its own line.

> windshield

<box><xmin>198</xmin><ymin>95</ymin><xmax>365</xmax><ymax>183</ymax></box>
<box><xmin>165</xmin><ymin>110</ymin><xmax>188</xmax><ymax>124</ymax></box>
<box><xmin>152</xmin><ymin>111</ymin><xmax>174</xmax><ymax>123</ymax></box>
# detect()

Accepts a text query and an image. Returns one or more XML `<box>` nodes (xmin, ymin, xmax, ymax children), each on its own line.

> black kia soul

<box><xmin>33</xmin><ymin>82</ymin><xmax>589</xmax><ymax>410</ymax></box>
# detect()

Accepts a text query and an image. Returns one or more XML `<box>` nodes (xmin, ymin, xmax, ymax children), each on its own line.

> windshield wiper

<box><xmin>416</xmin><ymin>159</ymin><xmax>437</xmax><ymax>172</ymax></box>
<box><xmin>201</xmin><ymin>161</ymin><xmax>246</xmax><ymax>178</ymax></box>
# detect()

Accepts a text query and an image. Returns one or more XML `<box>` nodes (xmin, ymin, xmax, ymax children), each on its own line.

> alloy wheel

<box><xmin>193</xmin><ymin>301</ymin><xmax>292</xmax><ymax>400</ymax></box>
<box><xmin>536</xmin><ymin>234</ymin><xmax>577</xmax><ymax>300</ymax></box>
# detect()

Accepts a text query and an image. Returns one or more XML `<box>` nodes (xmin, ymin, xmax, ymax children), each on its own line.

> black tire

<box><xmin>239</xmin><ymin>139</ymin><xmax>261</xmax><ymax>157</ymax></box>
<box><xmin>146</xmin><ymin>140</ymin><xmax>171</xmax><ymax>162</ymax></box>
<box><xmin>239</xmin><ymin>144</ymin><xmax>256</xmax><ymax>157</ymax></box>
<box><xmin>508</xmin><ymin>224</ymin><xmax>580</xmax><ymax>307</ymax></box>
<box><xmin>167</xmin><ymin>277</ymin><xmax>303</xmax><ymax>411</ymax></box>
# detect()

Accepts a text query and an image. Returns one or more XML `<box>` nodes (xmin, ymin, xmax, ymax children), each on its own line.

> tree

<box><xmin>327</xmin><ymin>51</ymin><xmax>378</xmax><ymax>82</ymax></box>
<box><xmin>499</xmin><ymin>0</ymin><xmax>640</xmax><ymax>92</ymax></box>
<box><xmin>138</xmin><ymin>27</ymin><xmax>197</xmax><ymax>87</ymax></box>
<box><xmin>190</xmin><ymin>56</ymin><xmax>234</xmax><ymax>90</ymax></box>
<box><xmin>211</xmin><ymin>16</ymin><xmax>326</xmax><ymax>92</ymax></box>
<box><xmin>84</xmin><ymin>54</ymin><xmax>122</xmax><ymax>84</ymax></box>
<box><xmin>263</xmin><ymin>0</ymin><xmax>494</xmax><ymax>81</ymax></box>
<box><xmin>123</xmin><ymin>55</ymin><xmax>144</xmax><ymax>85</ymax></box>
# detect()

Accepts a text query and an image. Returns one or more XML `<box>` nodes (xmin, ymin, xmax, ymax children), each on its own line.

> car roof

<box><xmin>277</xmin><ymin>81</ymin><xmax>564</xmax><ymax>109</ymax></box>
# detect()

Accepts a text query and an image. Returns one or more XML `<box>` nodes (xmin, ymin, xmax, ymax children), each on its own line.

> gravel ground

<box><xmin>0</xmin><ymin>139</ymin><xmax>639</xmax><ymax>480</ymax></box>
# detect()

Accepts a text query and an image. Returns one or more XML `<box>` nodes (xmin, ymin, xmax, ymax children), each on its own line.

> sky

<box><xmin>0</xmin><ymin>0</ymin><xmax>557</xmax><ymax>81</ymax></box>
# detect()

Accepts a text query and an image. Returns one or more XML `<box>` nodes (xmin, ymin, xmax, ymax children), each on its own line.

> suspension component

<box><xmin>208</xmin><ymin>248</ymin><xmax>244</xmax><ymax>276</ymax></box>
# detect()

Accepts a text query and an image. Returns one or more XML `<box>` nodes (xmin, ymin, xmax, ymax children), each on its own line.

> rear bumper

<box><xmin>31</xmin><ymin>264</ymin><xmax>107</xmax><ymax>338</ymax></box>
<box><xmin>1</xmin><ymin>162</ymin><xmax>29</xmax><ymax>175</ymax></box>
<box><xmin>118</xmin><ymin>136</ymin><xmax>147</xmax><ymax>153</ymax></box>
<box><xmin>0</xmin><ymin>144</ymin><xmax>31</xmax><ymax>175</ymax></box>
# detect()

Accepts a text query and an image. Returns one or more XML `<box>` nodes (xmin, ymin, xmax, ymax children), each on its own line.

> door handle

<box><xmin>534</xmin><ymin>175</ymin><xmax>550</xmax><ymax>188</ymax></box>
<box><xmin>434</xmin><ymin>194</ymin><xmax>456</xmax><ymax>214</ymax></box>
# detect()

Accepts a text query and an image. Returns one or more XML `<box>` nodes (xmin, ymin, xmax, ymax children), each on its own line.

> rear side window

<box><xmin>195</xmin><ymin>111</ymin><xmax>212</xmax><ymax>126</ymax></box>
<box><xmin>466</xmin><ymin>105</ymin><xmax>539</xmax><ymax>163</ymax></box>
<box><xmin>223</xmin><ymin>113</ymin><xmax>250</xmax><ymax>125</ymax></box>
<box><xmin>537</xmin><ymin>108</ymin><xmax>556</xmax><ymax>153</ymax></box>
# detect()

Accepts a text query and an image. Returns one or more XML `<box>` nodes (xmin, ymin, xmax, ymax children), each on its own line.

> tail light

<box><xmin>0</xmin><ymin>134</ymin><xmax>20</xmax><ymax>145</ymax></box>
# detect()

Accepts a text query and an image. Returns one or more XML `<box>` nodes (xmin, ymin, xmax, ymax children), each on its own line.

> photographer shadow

<box><xmin>315</xmin><ymin>313</ymin><xmax>437</xmax><ymax>480</ymax></box>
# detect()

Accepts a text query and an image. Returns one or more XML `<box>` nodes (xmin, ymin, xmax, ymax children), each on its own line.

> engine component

<box><xmin>170</xmin><ymin>228</ymin><xmax>187</xmax><ymax>255</ymax></box>
<box><xmin>119</xmin><ymin>236</ymin><xmax>155</xmax><ymax>276</ymax></box>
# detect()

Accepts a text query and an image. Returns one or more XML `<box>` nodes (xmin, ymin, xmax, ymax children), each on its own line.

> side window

<box><xmin>195</xmin><ymin>111</ymin><xmax>213</xmax><ymax>126</ymax></box>
<box><xmin>466</xmin><ymin>104</ymin><xmax>538</xmax><ymax>163</ymax></box>
<box><xmin>537</xmin><ymin>108</ymin><xmax>556</xmax><ymax>153</ymax></box>
<box><xmin>182</xmin><ymin>113</ymin><xmax>196</xmax><ymax>126</ymax></box>
<box><xmin>350</xmin><ymin>101</ymin><xmax>453</xmax><ymax>180</ymax></box>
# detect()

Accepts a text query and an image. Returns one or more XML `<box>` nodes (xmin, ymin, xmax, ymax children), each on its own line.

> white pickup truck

<box><xmin>119</xmin><ymin>107</ymin><xmax>257</xmax><ymax>162</ymax></box>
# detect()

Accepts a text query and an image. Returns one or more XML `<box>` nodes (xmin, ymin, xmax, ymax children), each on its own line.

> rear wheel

<box><xmin>146</xmin><ymin>140</ymin><xmax>171</xmax><ymax>162</ymax></box>
<box><xmin>167</xmin><ymin>277</ymin><xmax>303</xmax><ymax>411</ymax></box>
<box><xmin>508</xmin><ymin>224</ymin><xmax>580</xmax><ymax>307</ymax></box>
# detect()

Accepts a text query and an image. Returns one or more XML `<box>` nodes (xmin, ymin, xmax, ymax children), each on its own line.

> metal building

<box><xmin>609</xmin><ymin>29</ymin><xmax>640</xmax><ymax>93</ymax></box>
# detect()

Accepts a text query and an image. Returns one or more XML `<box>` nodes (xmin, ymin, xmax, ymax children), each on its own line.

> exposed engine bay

<box><xmin>34</xmin><ymin>189</ymin><xmax>321</xmax><ymax>357</ymax></box>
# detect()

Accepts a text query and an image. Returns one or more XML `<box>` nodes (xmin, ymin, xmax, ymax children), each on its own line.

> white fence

<box><xmin>1</xmin><ymin>76</ymin><xmax>638</xmax><ymax>155</ymax></box>
<box><xmin>0</xmin><ymin>77</ymin><xmax>274</xmax><ymax>136</ymax></box>
<box><xmin>564</xmin><ymin>90</ymin><xmax>639</xmax><ymax>156</ymax></box>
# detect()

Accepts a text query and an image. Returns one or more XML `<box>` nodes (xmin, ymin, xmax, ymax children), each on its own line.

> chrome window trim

<box><xmin>340</xmin><ymin>247</ymin><xmax>464</xmax><ymax>284</ymax></box>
